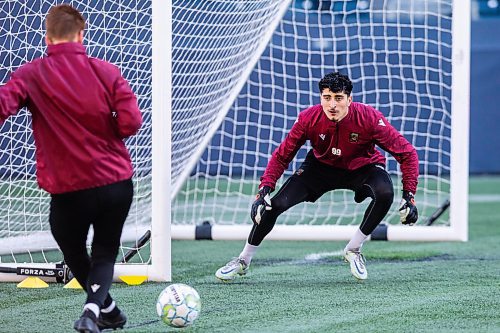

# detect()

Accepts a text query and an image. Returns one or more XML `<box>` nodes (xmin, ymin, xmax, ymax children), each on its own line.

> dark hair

<box><xmin>318</xmin><ymin>72</ymin><xmax>353</xmax><ymax>96</ymax></box>
<box><xmin>45</xmin><ymin>4</ymin><xmax>85</xmax><ymax>40</ymax></box>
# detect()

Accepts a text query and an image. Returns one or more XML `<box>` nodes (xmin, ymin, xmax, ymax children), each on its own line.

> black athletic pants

<box><xmin>248</xmin><ymin>150</ymin><xmax>394</xmax><ymax>246</ymax></box>
<box><xmin>49</xmin><ymin>179</ymin><xmax>133</xmax><ymax>309</ymax></box>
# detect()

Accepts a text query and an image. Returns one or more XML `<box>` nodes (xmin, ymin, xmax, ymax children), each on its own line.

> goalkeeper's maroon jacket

<box><xmin>0</xmin><ymin>42</ymin><xmax>142</xmax><ymax>194</ymax></box>
<box><xmin>260</xmin><ymin>102</ymin><xmax>419</xmax><ymax>193</ymax></box>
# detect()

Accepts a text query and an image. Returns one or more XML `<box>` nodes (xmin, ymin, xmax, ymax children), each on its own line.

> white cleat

<box><xmin>344</xmin><ymin>250</ymin><xmax>368</xmax><ymax>280</ymax></box>
<box><xmin>215</xmin><ymin>257</ymin><xmax>249</xmax><ymax>282</ymax></box>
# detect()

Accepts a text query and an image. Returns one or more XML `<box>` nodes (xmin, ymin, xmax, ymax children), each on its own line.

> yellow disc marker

<box><xmin>63</xmin><ymin>278</ymin><xmax>83</xmax><ymax>289</ymax></box>
<box><xmin>17</xmin><ymin>277</ymin><xmax>49</xmax><ymax>288</ymax></box>
<box><xmin>119</xmin><ymin>275</ymin><xmax>148</xmax><ymax>285</ymax></box>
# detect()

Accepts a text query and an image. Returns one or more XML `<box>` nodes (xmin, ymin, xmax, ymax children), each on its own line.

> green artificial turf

<box><xmin>0</xmin><ymin>176</ymin><xmax>499</xmax><ymax>332</ymax></box>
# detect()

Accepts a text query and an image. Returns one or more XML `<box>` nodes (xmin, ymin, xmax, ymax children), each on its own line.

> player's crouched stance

<box><xmin>215</xmin><ymin>72</ymin><xmax>419</xmax><ymax>282</ymax></box>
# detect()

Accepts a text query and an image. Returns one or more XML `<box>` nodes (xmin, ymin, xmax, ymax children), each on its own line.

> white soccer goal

<box><xmin>0</xmin><ymin>0</ymin><xmax>470</xmax><ymax>283</ymax></box>
<box><xmin>0</xmin><ymin>0</ymin><xmax>171</xmax><ymax>282</ymax></box>
<box><xmin>170</xmin><ymin>0</ymin><xmax>470</xmax><ymax>242</ymax></box>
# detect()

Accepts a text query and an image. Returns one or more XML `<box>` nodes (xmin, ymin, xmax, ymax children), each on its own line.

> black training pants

<box><xmin>248</xmin><ymin>150</ymin><xmax>394</xmax><ymax>246</ymax></box>
<box><xmin>49</xmin><ymin>179</ymin><xmax>133</xmax><ymax>308</ymax></box>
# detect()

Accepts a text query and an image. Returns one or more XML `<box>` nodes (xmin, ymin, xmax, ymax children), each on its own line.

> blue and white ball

<box><xmin>156</xmin><ymin>283</ymin><xmax>201</xmax><ymax>327</ymax></box>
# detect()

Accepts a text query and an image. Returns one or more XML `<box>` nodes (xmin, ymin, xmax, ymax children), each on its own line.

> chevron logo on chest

<box><xmin>319</xmin><ymin>134</ymin><xmax>326</xmax><ymax>140</ymax></box>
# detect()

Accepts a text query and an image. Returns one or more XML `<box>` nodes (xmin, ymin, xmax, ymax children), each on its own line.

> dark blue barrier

<box><xmin>469</xmin><ymin>18</ymin><xmax>500</xmax><ymax>174</ymax></box>
<box><xmin>0</xmin><ymin>5</ymin><xmax>498</xmax><ymax>176</ymax></box>
<box><xmin>202</xmin><ymin>16</ymin><xmax>500</xmax><ymax>176</ymax></box>
<box><xmin>202</xmin><ymin>9</ymin><xmax>453</xmax><ymax>176</ymax></box>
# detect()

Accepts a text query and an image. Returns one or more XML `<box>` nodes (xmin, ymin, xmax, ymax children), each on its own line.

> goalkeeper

<box><xmin>0</xmin><ymin>4</ymin><xmax>142</xmax><ymax>333</ymax></box>
<box><xmin>216</xmin><ymin>72</ymin><xmax>418</xmax><ymax>282</ymax></box>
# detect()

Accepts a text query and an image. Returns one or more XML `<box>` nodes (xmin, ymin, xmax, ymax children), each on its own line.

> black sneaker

<box><xmin>96</xmin><ymin>310</ymin><xmax>127</xmax><ymax>330</ymax></box>
<box><xmin>74</xmin><ymin>310</ymin><xmax>101</xmax><ymax>333</ymax></box>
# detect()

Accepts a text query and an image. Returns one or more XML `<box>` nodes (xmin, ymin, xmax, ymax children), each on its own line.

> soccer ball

<box><xmin>156</xmin><ymin>283</ymin><xmax>201</xmax><ymax>328</ymax></box>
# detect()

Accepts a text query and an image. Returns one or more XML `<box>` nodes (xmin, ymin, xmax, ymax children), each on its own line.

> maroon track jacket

<box><xmin>0</xmin><ymin>42</ymin><xmax>142</xmax><ymax>194</ymax></box>
<box><xmin>260</xmin><ymin>102</ymin><xmax>419</xmax><ymax>193</ymax></box>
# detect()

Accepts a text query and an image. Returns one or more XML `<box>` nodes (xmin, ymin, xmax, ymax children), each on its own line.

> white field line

<box><xmin>304</xmin><ymin>250</ymin><xmax>344</xmax><ymax>261</ymax></box>
<box><xmin>268</xmin><ymin>250</ymin><xmax>344</xmax><ymax>266</ymax></box>
<box><xmin>469</xmin><ymin>194</ymin><xmax>500</xmax><ymax>202</ymax></box>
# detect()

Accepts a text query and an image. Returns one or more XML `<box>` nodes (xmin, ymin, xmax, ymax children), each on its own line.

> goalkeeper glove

<box><xmin>251</xmin><ymin>186</ymin><xmax>272</xmax><ymax>225</ymax></box>
<box><xmin>399</xmin><ymin>190</ymin><xmax>418</xmax><ymax>225</ymax></box>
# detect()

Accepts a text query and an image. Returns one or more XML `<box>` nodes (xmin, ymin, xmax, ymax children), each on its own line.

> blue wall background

<box><xmin>205</xmin><ymin>15</ymin><xmax>500</xmax><ymax>176</ymax></box>
<box><xmin>469</xmin><ymin>18</ymin><xmax>500</xmax><ymax>173</ymax></box>
<box><xmin>0</xmin><ymin>4</ymin><xmax>498</xmax><ymax>174</ymax></box>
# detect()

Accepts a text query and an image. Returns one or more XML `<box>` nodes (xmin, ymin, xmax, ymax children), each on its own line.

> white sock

<box><xmin>344</xmin><ymin>229</ymin><xmax>368</xmax><ymax>253</ymax></box>
<box><xmin>238</xmin><ymin>242</ymin><xmax>259</xmax><ymax>265</ymax></box>
<box><xmin>83</xmin><ymin>303</ymin><xmax>100</xmax><ymax>318</ymax></box>
<box><xmin>101</xmin><ymin>300</ymin><xmax>116</xmax><ymax>314</ymax></box>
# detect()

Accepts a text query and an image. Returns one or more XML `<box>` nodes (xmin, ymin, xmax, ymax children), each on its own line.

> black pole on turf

<box><xmin>425</xmin><ymin>199</ymin><xmax>451</xmax><ymax>226</ymax></box>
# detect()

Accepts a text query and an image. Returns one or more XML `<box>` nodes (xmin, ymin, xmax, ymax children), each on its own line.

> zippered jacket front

<box><xmin>260</xmin><ymin>102</ymin><xmax>419</xmax><ymax>193</ymax></box>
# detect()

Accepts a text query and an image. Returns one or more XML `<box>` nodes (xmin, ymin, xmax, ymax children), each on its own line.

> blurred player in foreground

<box><xmin>0</xmin><ymin>4</ymin><xmax>142</xmax><ymax>332</ymax></box>
<box><xmin>216</xmin><ymin>72</ymin><xmax>418</xmax><ymax>282</ymax></box>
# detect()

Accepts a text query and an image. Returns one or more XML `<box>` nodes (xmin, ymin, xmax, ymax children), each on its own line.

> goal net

<box><xmin>171</xmin><ymin>0</ymin><xmax>470</xmax><ymax>242</ymax></box>
<box><xmin>0</xmin><ymin>0</ymin><xmax>158</xmax><ymax>281</ymax></box>
<box><xmin>0</xmin><ymin>0</ymin><xmax>470</xmax><ymax>282</ymax></box>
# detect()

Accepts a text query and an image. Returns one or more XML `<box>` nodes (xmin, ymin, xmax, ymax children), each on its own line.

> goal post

<box><xmin>449</xmin><ymin>0</ymin><xmax>471</xmax><ymax>242</ymax></box>
<box><xmin>170</xmin><ymin>0</ymin><xmax>470</xmax><ymax>242</ymax></box>
<box><xmin>150</xmin><ymin>0</ymin><xmax>172</xmax><ymax>282</ymax></box>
